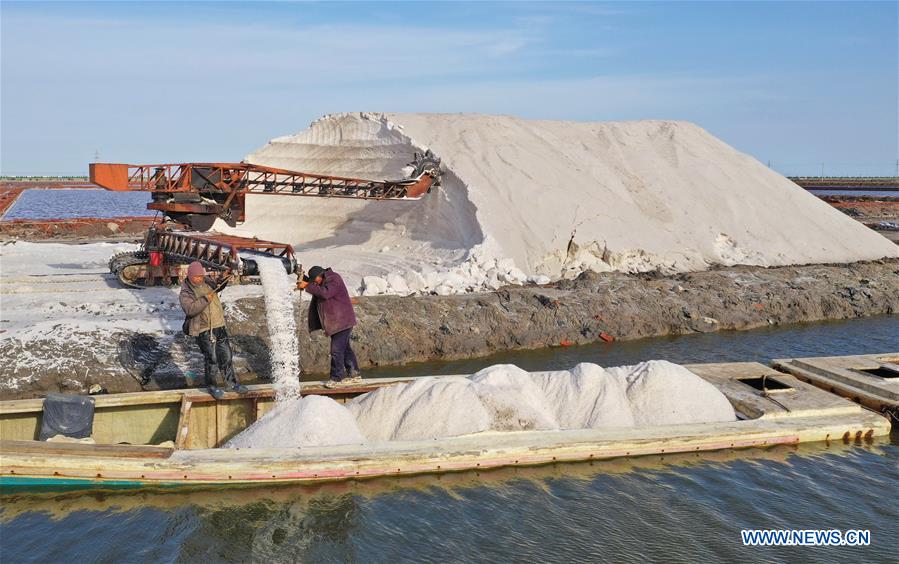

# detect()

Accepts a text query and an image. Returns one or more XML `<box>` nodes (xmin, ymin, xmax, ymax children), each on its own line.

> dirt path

<box><xmin>2</xmin><ymin>259</ymin><xmax>896</xmax><ymax>399</ymax></box>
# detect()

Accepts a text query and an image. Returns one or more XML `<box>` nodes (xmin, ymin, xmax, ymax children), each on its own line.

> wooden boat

<box><xmin>772</xmin><ymin>352</ymin><xmax>899</xmax><ymax>423</ymax></box>
<box><xmin>0</xmin><ymin>442</ymin><xmax>849</xmax><ymax>522</ymax></box>
<box><xmin>0</xmin><ymin>361</ymin><xmax>891</xmax><ymax>490</ymax></box>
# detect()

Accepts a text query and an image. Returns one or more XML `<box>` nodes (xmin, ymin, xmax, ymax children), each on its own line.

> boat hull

<box><xmin>1</xmin><ymin>360</ymin><xmax>893</xmax><ymax>490</ymax></box>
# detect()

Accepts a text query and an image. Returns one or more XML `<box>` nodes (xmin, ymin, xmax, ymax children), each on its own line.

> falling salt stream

<box><xmin>253</xmin><ymin>256</ymin><xmax>301</xmax><ymax>401</ymax></box>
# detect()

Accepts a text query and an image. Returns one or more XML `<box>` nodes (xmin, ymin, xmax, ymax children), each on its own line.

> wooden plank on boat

<box><xmin>0</xmin><ymin>412</ymin><xmax>41</xmax><ymax>441</ymax></box>
<box><xmin>0</xmin><ymin>378</ymin><xmax>414</xmax><ymax>416</ymax></box>
<box><xmin>772</xmin><ymin>353</ymin><xmax>899</xmax><ymax>418</ymax></box>
<box><xmin>0</xmin><ymin>389</ymin><xmax>185</xmax><ymax>414</ymax></box>
<box><xmin>216</xmin><ymin>398</ymin><xmax>255</xmax><ymax>447</ymax></box>
<box><xmin>685</xmin><ymin>362</ymin><xmax>862</xmax><ymax>419</ymax></box>
<box><xmin>0</xmin><ymin>439</ymin><xmax>172</xmax><ymax>459</ymax></box>
<box><xmin>1</xmin><ymin>401</ymin><xmax>180</xmax><ymax>445</ymax></box>
<box><xmin>91</xmin><ymin>404</ymin><xmax>180</xmax><ymax>446</ymax></box>
<box><xmin>175</xmin><ymin>397</ymin><xmax>192</xmax><ymax>450</ymax></box>
<box><xmin>186</xmin><ymin>401</ymin><xmax>217</xmax><ymax>450</ymax></box>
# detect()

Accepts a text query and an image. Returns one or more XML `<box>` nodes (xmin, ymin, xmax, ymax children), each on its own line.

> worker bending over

<box><xmin>297</xmin><ymin>266</ymin><xmax>361</xmax><ymax>388</ymax></box>
<box><xmin>180</xmin><ymin>261</ymin><xmax>248</xmax><ymax>399</ymax></box>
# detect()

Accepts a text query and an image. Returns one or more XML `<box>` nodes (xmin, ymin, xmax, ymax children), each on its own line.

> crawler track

<box><xmin>108</xmin><ymin>250</ymin><xmax>153</xmax><ymax>289</ymax></box>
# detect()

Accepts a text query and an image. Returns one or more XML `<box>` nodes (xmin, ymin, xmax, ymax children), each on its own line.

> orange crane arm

<box><xmin>90</xmin><ymin>158</ymin><xmax>439</xmax><ymax>200</ymax></box>
<box><xmin>88</xmin><ymin>152</ymin><xmax>441</xmax><ymax>231</ymax></box>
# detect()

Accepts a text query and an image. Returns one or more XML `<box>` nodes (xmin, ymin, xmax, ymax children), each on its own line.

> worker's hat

<box><xmin>187</xmin><ymin>261</ymin><xmax>206</xmax><ymax>277</ymax></box>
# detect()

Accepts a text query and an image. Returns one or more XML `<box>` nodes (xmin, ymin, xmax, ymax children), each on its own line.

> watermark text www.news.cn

<box><xmin>741</xmin><ymin>529</ymin><xmax>871</xmax><ymax>546</ymax></box>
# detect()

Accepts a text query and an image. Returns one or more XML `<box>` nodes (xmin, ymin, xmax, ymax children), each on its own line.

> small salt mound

<box><xmin>607</xmin><ymin>360</ymin><xmax>736</xmax><ymax>426</ymax></box>
<box><xmin>470</xmin><ymin>364</ymin><xmax>558</xmax><ymax>431</ymax></box>
<box><xmin>225</xmin><ymin>395</ymin><xmax>365</xmax><ymax>449</ymax></box>
<box><xmin>346</xmin><ymin>376</ymin><xmax>491</xmax><ymax>441</ymax></box>
<box><xmin>530</xmin><ymin>363</ymin><xmax>636</xmax><ymax>429</ymax></box>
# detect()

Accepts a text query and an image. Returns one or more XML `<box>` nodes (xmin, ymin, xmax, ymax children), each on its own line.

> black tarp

<box><xmin>39</xmin><ymin>393</ymin><xmax>95</xmax><ymax>440</ymax></box>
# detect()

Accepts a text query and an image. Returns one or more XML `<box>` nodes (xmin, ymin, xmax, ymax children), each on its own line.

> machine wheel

<box><xmin>108</xmin><ymin>250</ymin><xmax>146</xmax><ymax>274</ymax></box>
<box><xmin>109</xmin><ymin>250</ymin><xmax>151</xmax><ymax>289</ymax></box>
<box><xmin>169</xmin><ymin>213</ymin><xmax>216</xmax><ymax>232</ymax></box>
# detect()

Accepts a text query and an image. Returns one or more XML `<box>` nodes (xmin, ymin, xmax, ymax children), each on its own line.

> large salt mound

<box><xmin>606</xmin><ymin>360</ymin><xmax>736</xmax><ymax>426</ymax></box>
<box><xmin>470</xmin><ymin>364</ymin><xmax>559</xmax><ymax>431</ymax></box>
<box><xmin>217</xmin><ymin>112</ymin><xmax>896</xmax><ymax>293</ymax></box>
<box><xmin>224</xmin><ymin>395</ymin><xmax>365</xmax><ymax>449</ymax></box>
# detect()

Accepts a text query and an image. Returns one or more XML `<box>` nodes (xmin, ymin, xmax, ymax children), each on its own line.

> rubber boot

<box><xmin>208</xmin><ymin>387</ymin><xmax>225</xmax><ymax>400</ymax></box>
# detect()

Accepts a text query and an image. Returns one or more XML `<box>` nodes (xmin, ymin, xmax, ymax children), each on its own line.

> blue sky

<box><xmin>1</xmin><ymin>1</ymin><xmax>896</xmax><ymax>176</ymax></box>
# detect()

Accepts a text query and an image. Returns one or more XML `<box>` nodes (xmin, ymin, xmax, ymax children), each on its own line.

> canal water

<box><xmin>3</xmin><ymin>189</ymin><xmax>153</xmax><ymax>220</ymax></box>
<box><xmin>1</xmin><ymin>316</ymin><xmax>897</xmax><ymax>562</ymax></box>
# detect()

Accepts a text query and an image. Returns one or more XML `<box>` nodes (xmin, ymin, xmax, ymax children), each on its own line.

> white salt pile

<box><xmin>254</xmin><ymin>256</ymin><xmax>300</xmax><ymax>400</ymax></box>
<box><xmin>530</xmin><ymin>363</ymin><xmax>635</xmax><ymax>429</ymax></box>
<box><xmin>345</xmin><ymin>360</ymin><xmax>735</xmax><ymax>442</ymax></box>
<box><xmin>607</xmin><ymin>360</ymin><xmax>736</xmax><ymax>426</ymax></box>
<box><xmin>347</xmin><ymin>376</ymin><xmax>492</xmax><ymax>441</ymax></box>
<box><xmin>225</xmin><ymin>395</ymin><xmax>365</xmax><ymax>449</ymax></box>
<box><xmin>469</xmin><ymin>365</ymin><xmax>558</xmax><ymax>431</ymax></box>
<box><xmin>216</xmin><ymin>112</ymin><xmax>897</xmax><ymax>295</ymax></box>
<box><xmin>223</xmin><ymin>360</ymin><xmax>736</xmax><ymax>449</ymax></box>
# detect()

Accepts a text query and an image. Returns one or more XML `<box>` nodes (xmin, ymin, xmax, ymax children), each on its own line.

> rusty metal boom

<box><xmin>89</xmin><ymin>152</ymin><xmax>441</xmax><ymax>231</ymax></box>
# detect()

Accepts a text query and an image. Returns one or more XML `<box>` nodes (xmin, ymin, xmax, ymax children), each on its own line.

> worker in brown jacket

<box><xmin>180</xmin><ymin>261</ymin><xmax>248</xmax><ymax>399</ymax></box>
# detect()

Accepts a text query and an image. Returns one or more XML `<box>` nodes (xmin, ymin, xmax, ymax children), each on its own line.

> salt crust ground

<box><xmin>225</xmin><ymin>360</ymin><xmax>736</xmax><ymax>449</ymax></box>
<box><xmin>0</xmin><ymin>241</ymin><xmax>275</xmax><ymax>392</ymax></box>
<box><xmin>217</xmin><ymin>112</ymin><xmax>897</xmax><ymax>296</ymax></box>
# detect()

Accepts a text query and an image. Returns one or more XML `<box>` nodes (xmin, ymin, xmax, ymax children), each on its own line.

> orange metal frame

<box><xmin>90</xmin><ymin>162</ymin><xmax>436</xmax><ymax>200</ymax></box>
<box><xmin>152</xmin><ymin>229</ymin><xmax>295</xmax><ymax>272</ymax></box>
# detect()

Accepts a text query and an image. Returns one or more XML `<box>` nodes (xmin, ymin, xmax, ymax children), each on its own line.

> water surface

<box><xmin>3</xmin><ymin>189</ymin><xmax>153</xmax><ymax>219</ymax></box>
<box><xmin>2</xmin><ymin>315</ymin><xmax>897</xmax><ymax>562</ymax></box>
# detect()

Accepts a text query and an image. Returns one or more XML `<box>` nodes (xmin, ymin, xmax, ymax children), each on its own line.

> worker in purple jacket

<box><xmin>297</xmin><ymin>266</ymin><xmax>361</xmax><ymax>388</ymax></box>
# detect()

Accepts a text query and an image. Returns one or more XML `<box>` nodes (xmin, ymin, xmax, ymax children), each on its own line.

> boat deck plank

<box><xmin>685</xmin><ymin>362</ymin><xmax>862</xmax><ymax>419</ymax></box>
<box><xmin>773</xmin><ymin>353</ymin><xmax>899</xmax><ymax>417</ymax></box>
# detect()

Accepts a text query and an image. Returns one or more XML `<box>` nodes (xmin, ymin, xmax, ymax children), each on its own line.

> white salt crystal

<box><xmin>225</xmin><ymin>395</ymin><xmax>365</xmax><ymax>448</ymax></box>
<box><xmin>255</xmin><ymin>256</ymin><xmax>300</xmax><ymax>400</ymax></box>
